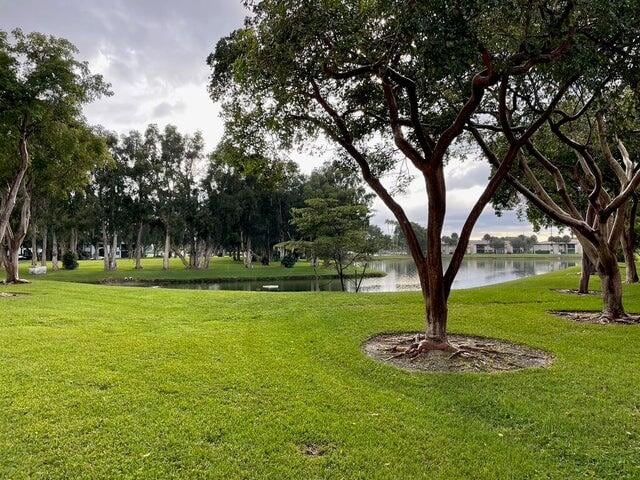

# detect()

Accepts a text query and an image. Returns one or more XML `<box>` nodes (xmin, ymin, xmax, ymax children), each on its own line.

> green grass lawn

<box><xmin>19</xmin><ymin>256</ymin><xmax>383</xmax><ymax>284</ymax></box>
<box><xmin>1</xmin><ymin>267</ymin><xmax>640</xmax><ymax>478</ymax></box>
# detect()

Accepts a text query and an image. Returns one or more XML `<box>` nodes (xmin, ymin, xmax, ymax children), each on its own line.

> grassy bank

<box><xmin>15</xmin><ymin>256</ymin><xmax>384</xmax><ymax>284</ymax></box>
<box><xmin>1</xmin><ymin>268</ymin><xmax>639</xmax><ymax>478</ymax></box>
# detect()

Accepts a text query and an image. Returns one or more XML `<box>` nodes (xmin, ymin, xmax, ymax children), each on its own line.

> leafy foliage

<box><xmin>62</xmin><ymin>251</ymin><xmax>78</xmax><ymax>270</ymax></box>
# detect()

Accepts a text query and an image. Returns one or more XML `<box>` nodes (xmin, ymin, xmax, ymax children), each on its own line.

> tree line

<box><xmin>0</xmin><ymin>30</ymin><xmax>392</xmax><ymax>287</ymax></box>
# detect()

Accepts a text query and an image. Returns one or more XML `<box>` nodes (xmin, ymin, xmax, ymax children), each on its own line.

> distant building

<box><xmin>81</xmin><ymin>243</ymin><xmax>130</xmax><ymax>259</ymax></box>
<box><xmin>456</xmin><ymin>239</ymin><xmax>582</xmax><ymax>255</ymax></box>
<box><xmin>465</xmin><ymin>240</ymin><xmax>513</xmax><ymax>255</ymax></box>
<box><xmin>531</xmin><ymin>240</ymin><xmax>582</xmax><ymax>255</ymax></box>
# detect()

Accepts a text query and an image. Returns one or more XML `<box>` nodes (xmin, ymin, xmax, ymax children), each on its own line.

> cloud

<box><xmin>1</xmin><ymin>0</ymin><xmax>246</xmax><ymax>148</ymax></box>
<box><xmin>152</xmin><ymin>101</ymin><xmax>187</xmax><ymax>118</ymax></box>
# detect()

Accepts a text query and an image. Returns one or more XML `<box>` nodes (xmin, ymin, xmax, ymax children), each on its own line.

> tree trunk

<box><xmin>4</xmin><ymin>188</ymin><xmax>31</xmax><ymax>283</ymax></box>
<box><xmin>110</xmin><ymin>232</ymin><xmax>118</xmax><ymax>271</ymax></box>
<box><xmin>163</xmin><ymin>227</ymin><xmax>170</xmax><ymax>270</ymax></box>
<box><xmin>70</xmin><ymin>228</ymin><xmax>78</xmax><ymax>255</ymax></box>
<box><xmin>579</xmin><ymin>255</ymin><xmax>593</xmax><ymax>294</ymax></box>
<box><xmin>189</xmin><ymin>238</ymin><xmax>198</xmax><ymax>268</ymax></box>
<box><xmin>598</xmin><ymin>251</ymin><xmax>626</xmax><ymax>320</ymax></box>
<box><xmin>102</xmin><ymin>225</ymin><xmax>110</xmax><ymax>271</ymax></box>
<box><xmin>173</xmin><ymin>244</ymin><xmax>190</xmax><ymax>268</ymax></box>
<box><xmin>335</xmin><ymin>253</ymin><xmax>346</xmax><ymax>291</ymax></box>
<box><xmin>244</xmin><ymin>236</ymin><xmax>252</xmax><ymax>268</ymax></box>
<box><xmin>625</xmin><ymin>196</ymin><xmax>639</xmax><ymax>283</ymax></box>
<box><xmin>3</xmin><ymin>247</ymin><xmax>20</xmax><ymax>283</ymax></box>
<box><xmin>30</xmin><ymin>229</ymin><xmax>37</xmax><ymax>267</ymax></box>
<box><xmin>203</xmin><ymin>243</ymin><xmax>212</xmax><ymax>269</ymax></box>
<box><xmin>40</xmin><ymin>225</ymin><xmax>48</xmax><ymax>267</ymax></box>
<box><xmin>51</xmin><ymin>230</ymin><xmax>59</xmax><ymax>271</ymax></box>
<box><xmin>425</xmin><ymin>170</ymin><xmax>448</xmax><ymax>345</ymax></box>
<box><xmin>135</xmin><ymin>222</ymin><xmax>144</xmax><ymax>269</ymax></box>
<box><xmin>0</xmin><ymin>134</ymin><xmax>30</xmax><ymax>247</ymax></box>
<box><xmin>621</xmin><ymin>235</ymin><xmax>638</xmax><ymax>284</ymax></box>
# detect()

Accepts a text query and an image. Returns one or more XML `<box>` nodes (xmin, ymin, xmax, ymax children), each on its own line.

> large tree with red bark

<box><xmin>208</xmin><ymin>0</ymin><xmax>634</xmax><ymax>352</ymax></box>
<box><xmin>483</xmin><ymin>86</ymin><xmax>640</xmax><ymax>322</ymax></box>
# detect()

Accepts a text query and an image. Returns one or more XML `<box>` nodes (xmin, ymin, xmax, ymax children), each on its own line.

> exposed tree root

<box><xmin>553</xmin><ymin>311</ymin><xmax>640</xmax><ymax>325</ymax></box>
<box><xmin>386</xmin><ymin>334</ymin><xmax>506</xmax><ymax>364</ymax></box>
<box><xmin>5</xmin><ymin>279</ymin><xmax>30</xmax><ymax>284</ymax></box>
<box><xmin>368</xmin><ymin>332</ymin><xmax>553</xmax><ymax>373</ymax></box>
<box><xmin>385</xmin><ymin>333</ymin><xmax>455</xmax><ymax>360</ymax></box>
<box><xmin>551</xmin><ymin>288</ymin><xmax>600</xmax><ymax>296</ymax></box>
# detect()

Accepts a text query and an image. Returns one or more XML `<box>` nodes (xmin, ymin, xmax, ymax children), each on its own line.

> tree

<box><xmin>395</xmin><ymin>222</ymin><xmax>427</xmax><ymax>254</ymax></box>
<box><xmin>0</xmin><ymin>29</ymin><xmax>110</xmax><ymax>251</ymax></box>
<box><xmin>510</xmin><ymin>235</ymin><xmax>537</xmax><ymax>254</ymax></box>
<box><xmin>291</xmin><ymin>198</ymin><xmax>379</xmax><ymax>291</ymax></box>
<box><xmin>121</xmin><ymin>129</ymin><xmax>155</xmax><ymax>269</ymax></box>
<box><xmin>204</xmin><ymin>140</ymin><xmax>304</xmax><ymax>267</ymax></box>
<box><xmin>208</xmin><ymin>1</ymin><xmax>616</xmax><ymax>353</ymax></box>
<box><xmin>481</xmin><ymin>85</ymin><xmax>640</xmax><ymax>320</ymax></box>
<box><xmin>489</xmin><ymin>237</ymin><xmax>506</xmax><ymax>253</ymax></box>
<box><xmin>2</xmin><ymin>121</ymin><xmax>109</xmax><ymax>282</ymax></box>
<box><xmin>93</xmin><ymin>131</ymin><xmax>128</xmax><ymax>271</ymax></box>
<box><xmin>442</xmin><ymin>232</ymin><xmax>459</xmax><ymax>247</ymax></box>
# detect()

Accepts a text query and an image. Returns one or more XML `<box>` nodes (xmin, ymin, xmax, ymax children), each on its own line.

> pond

<box><xmin>160</xmin><ymin>257</ymin><xmax>577</xmax><ymax>293</ymax></box>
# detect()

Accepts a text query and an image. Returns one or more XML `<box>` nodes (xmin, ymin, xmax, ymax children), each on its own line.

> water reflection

<box><xmin>163</xmin><ymin>257</ymin><xmax>576</xmax><ymax>293</ymax></box>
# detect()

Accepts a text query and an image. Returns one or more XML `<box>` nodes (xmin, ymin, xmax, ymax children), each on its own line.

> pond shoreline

<box><xmin>96</xmin><ymin>270</ymin><xmax>387</xmax><ymax>286</ymax></box>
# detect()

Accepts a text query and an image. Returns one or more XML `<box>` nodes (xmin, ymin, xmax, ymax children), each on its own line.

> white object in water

<box><xmin>28</xmin><ymin>266</ymin><xmax>47</xmax><ymax>275</ymax></box>
<box><xmin>262</xmin><ymin>285</ymin><xmax>279</xmax><ymax>291</ymax></box>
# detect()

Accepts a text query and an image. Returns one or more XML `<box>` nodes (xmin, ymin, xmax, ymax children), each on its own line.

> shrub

<box><xmin>62</xmin><ymin>251</ymin><xmax>79</xmax><ymax>270</ymax></box>
<box><xmin>280</xmin><ymin>253</ymin><xmax>297</xmax><ymax>268</ymax></box>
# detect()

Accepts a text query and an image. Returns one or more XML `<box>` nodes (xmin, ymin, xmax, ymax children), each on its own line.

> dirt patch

<box><xmin>298</xmin><ymin>442</ymin><xmax>332</xmax><ymax>457</ymax></box>
<box><xmin>363</xmin><ymin>333</ymin><xmax>553</xmax><ymax>373</ymax></box>
<box><xmin>552</xmin><ymin>288</ymin><xmax>600</xmax><ymax>296</ymax></box>
<box><xmin>552</xmin><ymin>311</ymin><xmax>640</xmax><ymax>325</ymax></box>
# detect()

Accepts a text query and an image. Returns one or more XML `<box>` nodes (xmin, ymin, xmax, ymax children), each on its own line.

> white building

<box><xmin>531</xmin><ymin>241</ymin><xmax>582</xmax><ymax>255</ymax></box>
<box><xmin>465</xmin><ymin>240</ymin><xmax>514</xmax><ymax>255</ymax></box>
<box><xmin>459</xmin><ymin>239</ymin><xmax>582</xmax><ymax>255</ymax></box>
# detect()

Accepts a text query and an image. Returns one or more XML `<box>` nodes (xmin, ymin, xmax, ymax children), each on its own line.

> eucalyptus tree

<box><xmin>210</xmin><ymin>0</ymin><xmax>636</xmax><ymax>351</ymax></box>
<box><xmin>93</xmin><ymin>131</ymin><xmax>129</xmax><ymax>271</ymax></box>
<box><xmin>0</xmin><ymin>29</ymin><xmax>110</xmax><ymax>249</ymax></box>
<box><xmin>148</xmin><ymin>125</ymin><xmax>186</xmax><ymax>269</ymax></box>
<box><xmin>203</xmin><ymin>140</ymin><xmax>305</xmax><ymax>265</ymax></box>
<box><xmin>120</xmin><ymin>129</ymin><xmax>155</xmax><ymax>269</ymax></box>
<box><xmin>202</xmin><ymin>151</ymin><xmax>245</xmax><ymax>260</ymax></box>
<box><xmin>175</xmin><ymin>131</ymin><xmax>208</xmax><ymax>268</ymax></box>
<box><xmin>2</xmin><ymin>121</ymin><xmax>108</xmax><ymax>282</ymax></box>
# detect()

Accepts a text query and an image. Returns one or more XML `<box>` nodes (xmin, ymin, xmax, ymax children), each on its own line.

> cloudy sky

<box><xmin>1</xmin><ymin>0</ymin><xmax>551</xmax><ymax>239</ymax></box>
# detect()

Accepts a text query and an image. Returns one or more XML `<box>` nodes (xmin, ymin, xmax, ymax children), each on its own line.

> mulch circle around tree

<box><xmin>363</xmin><ymin>333</ymin><xmax>553</xmax><ymax>373</ymax></box>
<box><xmin>552</xmin><ymin>311</ymin><xmax>640</xmax><ymax>325</ymax></box>
<box><xmin>552</xmin><ymin>288</ymin><xmax>601</xmax><ymax>296</ymax></box>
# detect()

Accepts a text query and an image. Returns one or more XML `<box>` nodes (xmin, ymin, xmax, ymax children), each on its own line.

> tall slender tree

<box><xmin>0</xmin><ymin>29</ymin><xmax>110</xmax><ymax>249</ymax></box>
